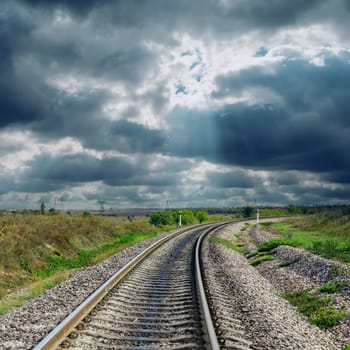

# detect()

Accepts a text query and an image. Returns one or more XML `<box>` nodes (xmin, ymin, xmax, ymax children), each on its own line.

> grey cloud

<box><xmin>165</xmin><ymin>54</ymin><xmax>350</xmax><ymax>174</ymax></box>
<box><xmin>96</xmin><ymin>47</ymin><xmax>156</xmax><ymax>85</ymax></box>
<box><xmin>18</xmin><ymin>0</ymin><xmax>114</xmax><ymax>15</ymax></box>
<box><xmin>18</xmin><ymin>152</ymin><xmax>189</xmax><ymax>193</ymax></box>
<box><xmin>224</xmin><ymin>0</ymin><xmax>326</xmax><ymax>27</ymax></box>
<box><xmin>206</xmin><ymin>171</ymin><xmax>258</xmax><ymax>188</ymax></box>
<box><xmin>86</xmin><ymin>120</ymin><xmax>166</xmax><ymax>154</ymax></box>
<box><xmin>1</xmin><ymin>0</ymin><xmax>350</xmax><ymax>208</ymax></box>
<box><xmin>166</xmin><ymin>102</ymin><xmax>350</xmax><ymax>174</ymax></box>
<box><xmin>322</xmin><ymin>172</ymin><xmax>350</xmax><ymax>184</ymax></box>
<box><xmin>270</xmin><ymin>173</ymin><xmax>302</xmax><ymax>186</ymax></box>
<box><xmin>24</xmin><ymin>153</ymin><xmax>136</xmax><ymax>186</ymax></box>
<box><xmin>213</xmin><ymin>53</ymin><xmax>350</xmax><ymax>121</ymax></box>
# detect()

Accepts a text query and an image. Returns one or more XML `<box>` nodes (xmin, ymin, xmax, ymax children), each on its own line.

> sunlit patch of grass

<box><xmin>249</xmin><ymin>255</ymin><xmax>275</xmax><ymax>266</ymax></box>
<box><xmin>209</xmin><ymin>237</ymin><xmax>246</xmax><ymax>253</ymax></box>
<box><xmin>0</xmin><ymin>272</ymin><xmax>71</xmax><ymax>315</ymax></box>
<box><xmin>272</xmin><ymin>221</ymin><xmax>350</xmax><ymax>263</ymax></box>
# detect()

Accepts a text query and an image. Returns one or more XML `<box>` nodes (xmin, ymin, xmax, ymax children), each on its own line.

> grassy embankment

<box><xmin>256</xmin><ymin>210</ymin><xmax>350</xmax><ymax>332</ymax></box>
<box><xmin>260</xmin><ymin>210</ymin><xmax>350</xmax><ymax>263</ymax></box>
<box><xmin>210</xmin><ymin>209</ymin><xmax>350</xmax><ymax>334</ymax></box>
<box><xmin>0</xmin><ymin>212</ymin><xmax>176</xmax><ymax>315</ymax></box>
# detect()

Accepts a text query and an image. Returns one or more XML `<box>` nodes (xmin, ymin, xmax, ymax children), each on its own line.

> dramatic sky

<box><xmin>1</xmin><ymin>0</ymin><xmax>350</xmax><ymax>210</ymax></box>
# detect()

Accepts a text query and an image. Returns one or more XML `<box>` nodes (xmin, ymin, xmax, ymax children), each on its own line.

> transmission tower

<box><xmin>98</xmin><ymin>200</ymin><xmax>105</xmax><ymax>214</ymax></box>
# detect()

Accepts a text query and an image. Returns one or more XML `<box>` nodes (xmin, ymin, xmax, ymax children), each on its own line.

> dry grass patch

<box><xmin>0</xmin><ymin>212</ymin><xmax>165</xmax><ymax>306</ymax></box>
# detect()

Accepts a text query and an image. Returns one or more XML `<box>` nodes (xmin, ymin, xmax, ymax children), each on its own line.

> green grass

<box><xmin>257</xmin><ymin>238</ymin><xmax>298</xmax><ymax>252</ymax></box>
<box><xmin>0</xmin><ymin>272</ymin><xmax>70</xmax><ymax>315</ymax></box>
<box><xmin>209</xmin><ymin>237</ymin><xmax>246</xmax><ymax>253</ymax></box>
<box><xmin>263</xmin><ymin>220</ymin><xmax>350</xmax><ymax>263</ymax></box>
<box><xmin>282</xmin><ymin>289</ymin><xmax>331</xmax><ymax>316</ymax></box>
<box><xmin>259</xmin><ymin>222</ymin><xmax>274</xmax><ymax>227</ymax></box>
<box><xmin>343</xmin><ymin>344</ymin><xmax>350</xmax><ymax>350</ymax></box>
<box><xmin>310</xmin><ymin>305</ymin><xmax>348</xmax><ymax>329</ymax></box>
<box><xmin>319</xmin><ymin>282</ymin><xmax>346</xmax><ymax>294</ymax></box>
<box><xmin>282</xmin><ymin>289</ymin><xmax>348</xmax><ymax>329</ymax></box>
<box><xmin>249</xmin><ymin>255</ymin><xmax>275</xmax><ymax>266</ymax></box>
<box><xmin>246</xmin><ymin>251</ymin><xmax>259</xmax><ymax>258</ymax></box>
<box><xmin>34</xmin><ymin>231</ymin><xmax>159</xmax><ymax>279</ymax></box>
<box><xmin>0</xmin><ymin>213</ymin><xmax>172</xmax><ymax>313</ymax></box>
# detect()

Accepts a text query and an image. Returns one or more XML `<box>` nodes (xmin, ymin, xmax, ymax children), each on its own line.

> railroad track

<box><xmin>33</xmin><ymin>222</ymin><xmax>251</xmax><ymax>350</ymax></box>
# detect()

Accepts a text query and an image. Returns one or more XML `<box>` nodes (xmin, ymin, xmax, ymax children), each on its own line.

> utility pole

<box><xmin>178</xmin><ymin>210</ymin><xmax>182</xmax><ymax>228</ymax></box>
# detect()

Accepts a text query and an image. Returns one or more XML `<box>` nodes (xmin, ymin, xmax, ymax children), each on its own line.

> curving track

<box><xmin>34</xmin><ymin>223</ymin><xmax>252</xmax><ymax>350</ymax></box>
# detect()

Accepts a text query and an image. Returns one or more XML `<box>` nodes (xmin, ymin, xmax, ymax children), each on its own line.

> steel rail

<box><xmin>33</xmin><ymin>216</ymin><xmax>284</xmax><ymax>349</ymax></box>
<box><xmin>195</xmin><ymin>222</ymin><xmax>231</xmax><ymax>350</ymax></box>
<box><xmin>33</xmin><ymin>224</ymin><xmax>208</xmax><ymax>350</ymax></box>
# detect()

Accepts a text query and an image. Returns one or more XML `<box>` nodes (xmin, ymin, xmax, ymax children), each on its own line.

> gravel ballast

<box><xmin>0</xmin><ymin>229</ymin><xmax>180</xmax><ymax>349</ymax></box>
<box><xmin>1</xmin><ymin>219</ymin><xmax>349</xmax><ymax>349</ymax></box>
<box><xmin>211</xmin><ymin>219</ymin><xmax>350</xmax><ymax>349</ymax></box>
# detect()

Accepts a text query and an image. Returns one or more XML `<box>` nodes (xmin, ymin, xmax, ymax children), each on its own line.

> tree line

<box><xmin>149</xmin><ymin>209</ymin><xmax>208</xmax><ymax>227</ymax></box>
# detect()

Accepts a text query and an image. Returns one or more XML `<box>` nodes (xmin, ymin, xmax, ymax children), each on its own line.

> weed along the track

<box><xmin>282</xmin><ymin>289</ymin><xmax>348</xmax><ymax>329</ymax></box>
<box><xmin>0</xmin><ymin>212</ymin><xmax>168</xmax><ymax>313</ymax></box>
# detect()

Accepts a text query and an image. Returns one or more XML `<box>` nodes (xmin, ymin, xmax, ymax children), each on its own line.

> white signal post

<box><xmin>256</xmin><ymin>209</ymin><xmax>260</xmax><ymax>223</ymax></box>
<box><xmin>178</xmin><ymin>210</ymin><xmax>182</xmax><ymax>228</ymax></box>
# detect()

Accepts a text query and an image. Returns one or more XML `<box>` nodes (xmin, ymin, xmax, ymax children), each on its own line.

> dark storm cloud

<box><xmin>206</xmin><ymin>171</ymin><xmax>258</xmax><ymax>188</ymax></box>
<box><xmin>96</xmin><ymin>47</ymin><xmax>156</xmax><ymax>84</ymax></box>
<box><xmin>24</xmin><ymin>153</ymin><xmax>137</xmax><ymax>187</ymax></box>
<box><xmin>166</xmin><ymin>103</ymin><xmax>350</xmax><ymax>173</ymax></box>
<box><xmin>16</xmin><ymin>0</ymin><xmax>331</xmax><ymax>40</ymax></box>
<box><xmin>223</xmin><ymin>0</ymin><xmax>326</xmax><ymax>27</ymax></box>
<box><xmin>270</xmin><ymin>173</ymin><xmax>301</xmax><ymax>186</ymax></box>
<box><xmin>322</xmin><ymin>172</ymin><xmax>350</xmax><ymax>184</ymax></box>
<box><xmin>213</xmin><ymin>53</ymin><xmax>350</xmax><ymax>124</ymax></box>
<box><xmin>1</xmin><ymin>0</ymin><xmax>350</xmax><ymax>208</ymax></box>
<box><xmin>0</xmin><ymin>4</ymin><xmax>41</xmax><ymax>126</ymax></box>
<box><xmin>167</xmin><ymin>53</ymin><xmax>350</xmax><ymax>177</ymax></box>
<box><xmin>18</xmin><ymin>0</ymin><xmax>113</xmax><ymax>15</ymax></box>
<box><xmin>85</xmin><ymin>120</ymin><xmax>166</xmax><ymax>154</ymax></box>
<box><xmin>18</xmin><ymin>152</ymin><xmax>187</xmax><ymax>192</ymax></box>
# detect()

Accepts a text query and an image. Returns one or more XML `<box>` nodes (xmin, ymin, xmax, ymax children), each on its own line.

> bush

<box><xmin>149</xmin><ymin>211</ymin><xmax>175</xmax><ymax>226</ymax></box>
<box><xmin>195</xmin><ymin>210</ymin><xmax>208</xmax><ymax>223</ymax></box>
<box><xmin>243</xmin><ymin>206</ymin><xmax>254</xmax><ymax>217</ymax></box>
<box><xmin>310</xmin><ymin>305</ymin><xmax>348</xmax><ymax>329</ymax></box>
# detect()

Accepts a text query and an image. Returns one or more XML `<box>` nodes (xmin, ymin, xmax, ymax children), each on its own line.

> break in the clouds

<box><xmin>1</xmin><ymin>0</ymin><xmax>350</xmax><ymax>209</ymax></box>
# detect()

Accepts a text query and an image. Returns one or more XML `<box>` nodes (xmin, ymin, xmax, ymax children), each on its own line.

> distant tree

<box><xmin>287</xmin><ymin>205</ymin><xmax>306</xmax><ymax>215</ymax></box>
<box><xmin>83</xmin><ymin>211</ymin><xmax>92</xmax><ymax>218</ymax></box>
<box><xmin>40</xmin><ymin>202</ymin><xmax>45</xmax><ymax>214</ymax></box>
<box><xmin>149</xmin><ymin>211</ymin><xmax>175</xmax><ymax>226</ymax></box>
<box><xmin>195</xmin><ymin>210</ymin><xmax>208</xmax><ymax>223</ymax></box>
<box><xmin>180</xmin><ymin>209</ymin><xmax>195</xmax><ymax>225</ymax></box>
<box><xmin>243</xmin><ymin>206</ymin><xmax>253</xmax><ymax>217</ymax></box>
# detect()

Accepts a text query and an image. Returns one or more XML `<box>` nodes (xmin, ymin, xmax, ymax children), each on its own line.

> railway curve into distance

<box><xmin>33</xmin><ymin>221</ymin><xmax>252</xmax><ymax>350</ymax></box>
